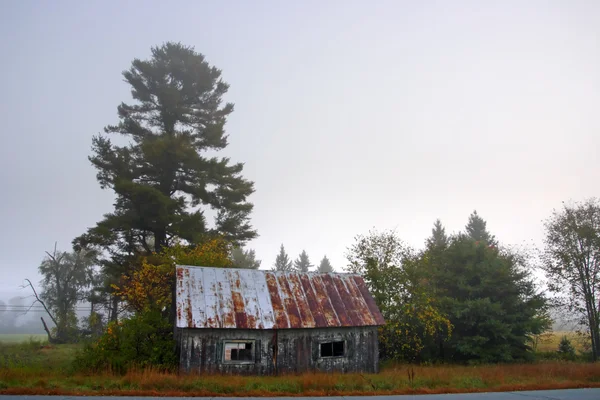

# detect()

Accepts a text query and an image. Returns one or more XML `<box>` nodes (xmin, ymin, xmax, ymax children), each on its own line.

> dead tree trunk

<box><xmin>21</xmin><ymin>278</ymin><xmax>65</xmax><ymax>343</ymax></box>
<box><xmin>40</xmin><ymin>316</ymin><xmax>64</xmax><ymax>344</ymax></box>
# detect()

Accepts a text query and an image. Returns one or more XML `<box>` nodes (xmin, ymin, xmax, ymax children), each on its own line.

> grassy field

<box><xmin>0</xmin><ymin>332</ymin><xmax>598</xmax><ymax>397</ymax></box>
<box><xmin>0</xmin><ymin>334</ymin><xmax>48</xmax><ymax>344</ymax></box>
<box><xmin>533</xmin><ymin>331</ymin><xmax>588</xmax><ymax>353</ymax></box>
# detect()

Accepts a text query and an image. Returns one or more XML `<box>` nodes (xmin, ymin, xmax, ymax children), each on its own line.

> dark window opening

<box><xmin>224</xmin><ymin>341</ymin><xmax>254</xmax><ymax>362</ymax></box>
<box><xmin>320</xmin><ymin>341</ymin><xmax>345</xmax><ymax>357</ymax></box>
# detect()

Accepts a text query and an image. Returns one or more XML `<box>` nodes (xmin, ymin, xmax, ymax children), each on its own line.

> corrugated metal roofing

<box><xmin>175</xmin><ymin>265</ymin><xmax>386</xmax><ymax>329</ymax></box>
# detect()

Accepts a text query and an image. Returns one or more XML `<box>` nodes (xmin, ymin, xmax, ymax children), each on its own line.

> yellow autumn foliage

<box><xmin>113</xmin><ymin>238</ymin><xmax>232</xmax><ymax>313</ymax></box>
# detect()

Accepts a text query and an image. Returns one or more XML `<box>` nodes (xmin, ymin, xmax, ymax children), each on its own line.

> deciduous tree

<box><xmin>542</xmin><ymin>198</ymin><xmax>600</xmax><ymax>361</ymax></box>
<box><xmin>345</xmin><ymin>229</ymin><xmax>452</xmax><ymax>362</ymax></box>
<box><xmin>35</xmin><ymin>244</ymin><xmax>96</xmax><ymax>342</ymax></box>
<box><xmin>113</xmin><ymin>238</ymin><xmax>232</xmax><ymax>314</ymax></box>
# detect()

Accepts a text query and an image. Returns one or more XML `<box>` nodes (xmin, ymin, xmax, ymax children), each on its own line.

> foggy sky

<box><xmin>1</xmin><ymin>0</ymin><xmax>599</xmax><ymax>298</ymax></box>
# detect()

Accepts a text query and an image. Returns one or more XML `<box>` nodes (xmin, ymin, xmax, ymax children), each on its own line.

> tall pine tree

<box><xmin>75</xmin><ymin>42</ymin><xmax>256</xmax><ymax>255</ymax></box>
<box><xmin>318</xmin><ymin>255</ymin><xmax>333</xmax><ymax>273</ymax></box>
<box><xmin>73</xmin><ymin>43</ymin><xmax>257</xmax><ymax>321</ymax></box>
<box><xmin>273</xmin><ymin>244</ymin><xmax>293</xmax><ymax>272</ymax></box>
<box><xmin>294</xmin><ymin>250</ymin><xmax>313</xmax><ymax>272</ymax></box>
<box><xmin>465</xmin><ymin>210</ymin><xmax>497</xmax><ymax>246</ymax></box>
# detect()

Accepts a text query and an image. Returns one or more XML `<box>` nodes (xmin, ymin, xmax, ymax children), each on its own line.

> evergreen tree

<box><xmin>429</xmin><ymin>235</ymin><xmax>548</xmax><ymax>362</ymax></box>
<box><xmin>230</xmin><ymin>246</ymin><xmax>261</xmax><ymax>269</ymax></box>
<box><xmin>557</xmin><ymin>336</ymin><xmax>576</xmax><ymax>358</ymax></box>
<box><xmin>426</xmin><ymin>219</ymin><xmax>448</xmax><ymax>250</ymax></box>
<box><xmin>465</xmin><ymin>210</ymin><xmax>497</xmax><ymax>246</ymax></box>
<box><xmin>294</xmin><ymin>250</ymin><xmax>313</xmax><ymax>272</ymax></box>
<box><xmin>273</xmin><ymin>244</ymin><xmax>293</xmax><ymax>272</ymax></box>
<box><xmin>318</xmin><ymin>255</ymin><xmax>333</xmax><ymax>273</ymax></box>
<box><xmin>74</xmin><ymin>42</ymin><xmax>256</xmax><ymax>256</ymax></box>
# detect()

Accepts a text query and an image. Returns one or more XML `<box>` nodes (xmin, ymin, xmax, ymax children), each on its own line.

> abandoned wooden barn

<box><xmin>175</xmin><ymin>265</ymin><xmax>385</xmax><ymax>375</ymax></box>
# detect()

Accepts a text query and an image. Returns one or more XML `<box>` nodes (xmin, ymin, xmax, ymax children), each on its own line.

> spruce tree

<box><xmin>74</xmin><ymin>42</ymin><xmax>256</xmax><ymax>256</ymax></box>
<box><xmin>294</xmin><ymin>250</ymin><xmax>313</xmax><ymax>272</ymax></box>
<box><xmin>430</xmin><ymin>235</ymin><xmax>548</xmax><ymax>362</ymax></box>
<box><xmin>318</xmin><ymin>255</ymin><xmax>333</xmax><ymax>273</ymax></box>
<box><xmin>426</xmin><ymin>219</ymin><xmax>449</xmax><ymax>250</ymax></box>
<box><xmin>273</xmin><ymin>244</ymin><xmax>293</xmax><ymax>272</ymax></box>
<box><xmin>465</xmin><ymin>210</ymin><xmax>497</xmax><ymax>246</ymax></box>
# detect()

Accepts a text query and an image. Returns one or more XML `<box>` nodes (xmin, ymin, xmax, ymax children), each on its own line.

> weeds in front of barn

<box><xmin>1</xmin><ymin>339</ymin><xmax>600</xmax><ymax>396</ymax></box>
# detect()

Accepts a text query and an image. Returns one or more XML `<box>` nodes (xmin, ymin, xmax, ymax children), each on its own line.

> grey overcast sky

<box><xmin>1</xmin><ymin>0</ymin><xmax>599</xmax><ymax>297</ymax></box>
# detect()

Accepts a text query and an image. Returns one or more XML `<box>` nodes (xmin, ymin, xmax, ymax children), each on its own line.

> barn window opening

<box><xmin>320</xmin><ymin>341</ymin><xmax>345</xmax><ymax>357</ymax></box>
<box><xmin>224</xmin><ymin>341</ymin><xmax>254</xmax><ymax>362</ymax></box>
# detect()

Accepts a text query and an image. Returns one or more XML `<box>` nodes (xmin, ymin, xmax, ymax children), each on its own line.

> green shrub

<box><xmin>75</xmin><ymin>309</ymin><xmax>177</xmax><ymax>374</ymax></box>
<box><xmin>534</xmin><ymin>351</ymin><xmax>563</xmax><ymax>362</ymax></box>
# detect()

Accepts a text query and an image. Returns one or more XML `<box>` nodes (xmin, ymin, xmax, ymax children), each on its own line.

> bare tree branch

<box><xmin>20</xmin><ymin>278</ymin><xmax>58</xmax><ymax>327</ymax></box>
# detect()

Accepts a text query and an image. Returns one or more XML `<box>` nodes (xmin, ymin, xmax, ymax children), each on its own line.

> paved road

<box><xmin>1</xmin><ymin>389</ymin><xmax>599</xmax><ymax>400</ymax></box>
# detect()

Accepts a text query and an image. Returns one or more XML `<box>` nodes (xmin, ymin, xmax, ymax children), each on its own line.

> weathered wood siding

<box><xmin>178</xmin><ymin>326</ymin><xmax>379</xmax><ymax>375</ymax></box>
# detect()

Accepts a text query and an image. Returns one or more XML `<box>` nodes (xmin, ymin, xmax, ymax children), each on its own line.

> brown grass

<box><xmin>2</xmin><ymin>362</ymin><xmax>600</xmax><ymax>397</ymax></box>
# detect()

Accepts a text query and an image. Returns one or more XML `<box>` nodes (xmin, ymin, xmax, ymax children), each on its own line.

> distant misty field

<box><xmin>0</xmin><ymin>334</ymin><xmax>47</xmax><ymax>343</ymax></box>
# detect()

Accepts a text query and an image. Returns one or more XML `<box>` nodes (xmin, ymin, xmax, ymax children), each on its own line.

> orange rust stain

<box><xmin>310</xmin><ymin>275</ymin><xmax>340</xmax><ymax>327</ymax></box>
<box><xmin>223</xmin><ymin>310</ymin><xmax>236</xmax><ymax>328</ymax></box>
<box><xmin>232</xmin><ymin>292</ymin><xmax>245</xmax><ymax>312</ymax></box>
<box><xmin>352</xmin><ymin>276</ymin><xmax>386</xmax><ymax>325</ymax></box>
<box><xmin>234</xmin><ymin>312</ymin><xmax>248</xmax><ymax>328</ymax></box>
<box><xmin>266</xmin><ymin>273</ymin><xmax>288</xmax><ymax>328</ymax></box>
<box><xmin>232</xmin><ymin>291</ymin><xmax>248</xmax><ymax>328</ymax></box>
<box><xmin>284</xmin><ymin>298</ymin><xmax>301</xmax><ymax>328</ymax></box>
<box><xmin>287</xmin><ymin>274</ymin><xmax>315</xmax><ymax>328</ymax></box>
<box><xmin>277</xmin><ymin>275</ymin><xmax>302</xmax><ymax>328</ymax></box>
<box><xmin>331</xmin><ymin>275</ymin><xmax>360</xmax><ymax>325</ymax></box>
<box><xmin>321</xmin><ymin>274</ymin><xmax>352</xmax><ymax>326</ymax></box>
<box><xmin>299</xmin><ymin>274</ymin><xmax>328</xmax><ymax>327</ymax></box>
<box><xmin>206</xmin><ymin>312</ymin><xmax>222</xmax><ymax>328</ymax></box>
<box><xmin>246</xmin><ymin>314</ymin><xmax>257</xmax><ymax>329</ymax></box>
<box><xmin>186</xmin><ymin>298</ymin><xmax>194</xmax><ymax>327</ymax></box>
<box><xmin>221</xmin><ymin>289</ymin><xmax>236</xmax><ymax>328</ymax></box>
<box><xmin>344</xmin><ymin>277</ymin><xmax>377</xmax><ymax>326</ymax></box>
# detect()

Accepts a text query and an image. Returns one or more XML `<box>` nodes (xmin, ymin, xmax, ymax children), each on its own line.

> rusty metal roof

<box><xmin>175</xmin><ymin>265</ymin><xmax>385</xmax><ymax>329</ymax></box>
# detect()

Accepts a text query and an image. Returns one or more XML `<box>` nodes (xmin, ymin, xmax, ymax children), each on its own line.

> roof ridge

<box><xmin>175</xmin><ymin>264</ymin><xmax>362</xmax><ymax>277</ymax></box>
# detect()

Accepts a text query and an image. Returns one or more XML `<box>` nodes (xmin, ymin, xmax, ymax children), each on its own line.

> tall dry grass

<box><xmin>2</xmin><ymin>361</ymin><xmax>600</xmax><ymax>396</ymax></box>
